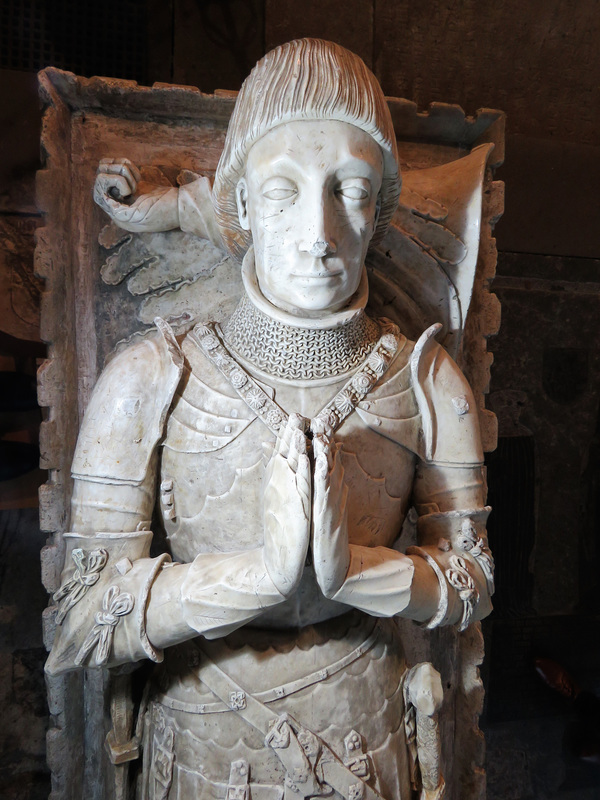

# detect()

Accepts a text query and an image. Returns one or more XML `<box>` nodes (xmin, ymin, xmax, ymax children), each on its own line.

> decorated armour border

<box><xmin>313</xmin><ymin>320</ymin><xmax>401</xmax><ymax>432</ymax></box>
<box><xmin>192</xmin><ymin>323</ymin><xmax>289</xmax><ymax>435</ymax></box>
<box><xmin>53</xmin><ymin>547</ymin><xmax>108</xmax><ymax>625</ymax></box>
<box><xmin>192</xmin><ymin>320</ymin><xmax>401</xmax><ymax>437</ymax></box>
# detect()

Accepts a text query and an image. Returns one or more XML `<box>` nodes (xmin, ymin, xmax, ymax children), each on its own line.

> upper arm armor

<box><xmin>71</xmin><ymin>319</ymin><xmax>184</xmax><ymax>486</ymax></box>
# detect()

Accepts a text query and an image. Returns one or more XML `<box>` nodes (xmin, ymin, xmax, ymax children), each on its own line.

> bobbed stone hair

<box><xmin>212</xmin><ymin>38</ymin><xmax>401</xmax><ymax>261</ymax></box>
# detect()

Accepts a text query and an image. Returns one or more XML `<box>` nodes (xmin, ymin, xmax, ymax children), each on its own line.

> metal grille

<box><xmin>1</xmin><ymin>0</ymin><xmax>148</xmax><ymax>82</ymax></box>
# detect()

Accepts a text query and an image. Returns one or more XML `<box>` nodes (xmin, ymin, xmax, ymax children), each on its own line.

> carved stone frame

<box><xmin>37</xmin><ymin>68</ymin><xmax>503</xmax><ymax>800</ymax></box>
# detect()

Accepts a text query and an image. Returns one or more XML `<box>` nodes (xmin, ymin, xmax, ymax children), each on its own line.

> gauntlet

<box><xmin>46</xmin><ymin>529</ymin><xmax>170</xmax><ymax>675</ymax></box>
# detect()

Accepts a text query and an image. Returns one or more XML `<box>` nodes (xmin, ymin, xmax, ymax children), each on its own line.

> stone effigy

<box><xmin>40</xmin><ymin>39</ymin><xmax>502</xmax><ymax>800</ymax></box>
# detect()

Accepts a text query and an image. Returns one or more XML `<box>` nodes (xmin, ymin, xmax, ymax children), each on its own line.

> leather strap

<box><xmin>191</xmin><ymin>642</ymin><xmax>387</xmax><ymax>800</ymax></box>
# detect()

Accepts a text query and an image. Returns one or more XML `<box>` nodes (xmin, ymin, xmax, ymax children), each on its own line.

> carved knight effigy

<box><xmin>45</xmin><ymin>40</ymin><xmax>496</xmax><ymax>800</ymax></box>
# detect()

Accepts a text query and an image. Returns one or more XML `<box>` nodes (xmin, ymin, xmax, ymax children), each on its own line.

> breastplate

<box><xmin>162</xmin><ymin>373</ymin><xmax>414</xmax><ymax>548</ymax></box>
<box><xmin>159</xmin><ymin>331</ymin><xmax>417</xmax><ymax>624</ymax></box>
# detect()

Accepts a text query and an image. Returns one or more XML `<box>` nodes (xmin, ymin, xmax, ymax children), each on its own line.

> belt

<box><xmin>156</xmin><ymin>623</ymin><xmax>380</xmax><ymax>715</ymax></box>
<box><xmin>158</xmin><ymin>622</ymin><xmax>387</xmax><ymax>800</ymax></box>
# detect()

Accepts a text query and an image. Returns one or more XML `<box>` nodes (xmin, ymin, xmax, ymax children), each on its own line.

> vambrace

<box><xmin>407</xmin><ymin>505</ymin><xmax>494</xmax><ymax>631</ymax></box>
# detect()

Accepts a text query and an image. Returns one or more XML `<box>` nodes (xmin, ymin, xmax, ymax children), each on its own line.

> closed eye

<box><xmin>336</xmin><ymin>179</ymin><xmax>370</xmax><ymax>201</ymax></box>
<box><xmin>261</xmin><ymin>177</ymin><xmax>298</xmax><ymax>201</ymax></box>
<box><xmin>263</xmin><ymin>187</ymin><xmax>297</xmax><ymax>200</ymax></box>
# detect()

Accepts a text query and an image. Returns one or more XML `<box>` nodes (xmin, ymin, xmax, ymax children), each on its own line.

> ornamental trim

<box><xmin>53</xmin><ymin>547</ymin><xmax>109</xmax><ymax>624</ymax></box>
<box><xmin>75</xmin><ymin>584</ymin><xmax>134</xmax><ymax>666</ymax></box>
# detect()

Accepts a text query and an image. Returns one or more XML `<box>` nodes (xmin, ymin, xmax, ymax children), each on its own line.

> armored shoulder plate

<box><xmin>411</xmin><ymin>324</ymin><xmax>483</xmax><ymax>466</ymax></box>
<box><xmin>162</xmin><ymin>325</ymin><xmax>263</xmax><ymax>455</ymax></box>
<box><xmin>357</xmin><ymin>324</ymin><xmax>483</xmax><ymax>466</ymax></box>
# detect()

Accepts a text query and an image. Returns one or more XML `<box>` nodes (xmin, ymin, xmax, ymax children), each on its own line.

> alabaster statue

<box><xmin>46</xmin><ymin>39</ymin><xmax>494</xmax><ymax>800</ymax></box>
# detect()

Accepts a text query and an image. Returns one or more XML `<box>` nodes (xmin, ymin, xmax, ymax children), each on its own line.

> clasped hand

<box><xmin>263</xmin><ymin>414</ymin><xmax>349</xmax><ymax>599</ymax></box>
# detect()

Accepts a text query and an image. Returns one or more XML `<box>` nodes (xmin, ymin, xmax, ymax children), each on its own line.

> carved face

<box><xmin>236</xmin><ymin>120</ymin><xmax>384</xmax><ymax>317</ymax></box>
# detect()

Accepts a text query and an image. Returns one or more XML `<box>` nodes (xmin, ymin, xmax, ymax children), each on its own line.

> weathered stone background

<box><xmin>1</xmin><ymin>1</ymin><xmax>599</xmax><ymax>798</ymax></box>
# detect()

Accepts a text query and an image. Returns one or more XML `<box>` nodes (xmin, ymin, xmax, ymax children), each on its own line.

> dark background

<box><xmin>1</xmin><ymin>1</ymin><xmax>599</xmax><ymax>798</ymax></box>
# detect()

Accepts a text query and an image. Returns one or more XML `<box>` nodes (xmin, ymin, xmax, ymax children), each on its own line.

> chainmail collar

<box><xmin>221</xmin><ymin>248</ymin><xmax>381</xmax><ymax>382</ymax></box>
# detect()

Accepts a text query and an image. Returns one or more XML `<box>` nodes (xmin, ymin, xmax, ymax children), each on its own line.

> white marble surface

<box><xmin>47</xmin><ymin>38</ymin><xmax>494</xmax><ymax>800</ymax></box>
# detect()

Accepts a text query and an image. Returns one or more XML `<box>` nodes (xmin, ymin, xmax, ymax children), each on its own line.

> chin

<box><xmin>290</xmin><ymin>291</ymin><xmax>349</xmax><ymax>316</ymax></box>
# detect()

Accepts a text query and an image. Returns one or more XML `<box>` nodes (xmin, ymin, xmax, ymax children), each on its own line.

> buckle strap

<box><xmin>313</xmin><ymin>322</ymin><xmax>401</xmax><ymax>433</ymax></box>
<box><xmin>192</xmin><ymin>323</ymin><xmax>288</xmax><ymax>435</ymax></box>
<box><xmin>192</xmin><ymin>646</ymin><xmax>387</xmax><ymax>800</ymax></box>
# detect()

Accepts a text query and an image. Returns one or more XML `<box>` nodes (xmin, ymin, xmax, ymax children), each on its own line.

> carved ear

<box><xmin>236</xmin><ymin>178</ymin><xmax>250</xmax><ymax>231</ymax></box>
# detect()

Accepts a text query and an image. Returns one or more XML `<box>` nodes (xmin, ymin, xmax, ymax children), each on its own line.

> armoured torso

<box><xmin>55</xmin><ymin>292</ymin><xmax>488</xmax><ymax>800</ymax></box>
<box><xmin>141</xmin><ymin>298</ymin><xmax>419</xmax><ymax>800</ymax></box>
<box><xmin>145</xmin><ymin>612</ymin><xmax>411</xmax><ymax>800</ymax></box>
<box><xmin>160</xmin><ymin>304</ymin><xmax>418</xmax><ymax>628</ymax></box>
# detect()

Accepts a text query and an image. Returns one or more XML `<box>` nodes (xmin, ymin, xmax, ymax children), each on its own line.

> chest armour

<box><xmin>160</xmin><ymin>329</ymin><xmax>418</xmax><ymax>566</ymax></box>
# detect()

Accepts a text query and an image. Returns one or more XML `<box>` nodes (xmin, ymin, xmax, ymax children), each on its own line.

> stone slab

<box><xmin>37</xmin><ymin>69</ymin><xmax>502</xmax><ymax>800</ymax></box>
<box><xmin>373</xmin><ymin>0</ymin><xmax>600</xmax><ymax>145</ymax></box>
<box><xmin>495</xmin><ymin>135</ymin><xmax>600</xmax><ymax>259</ymax></box>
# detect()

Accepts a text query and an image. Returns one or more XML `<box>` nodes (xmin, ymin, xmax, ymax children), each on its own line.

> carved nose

<box><xmin>307</xmin><ymin>240</ymin><xmax>336</xmax><ymax>258</ymax></box>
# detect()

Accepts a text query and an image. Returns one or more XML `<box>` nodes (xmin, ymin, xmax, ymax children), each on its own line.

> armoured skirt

<box><xmin>139</xmin><ymin>611</ymin><xmax>412</xmax><ymax>800</ymax></box>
